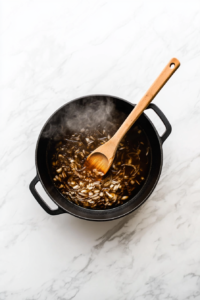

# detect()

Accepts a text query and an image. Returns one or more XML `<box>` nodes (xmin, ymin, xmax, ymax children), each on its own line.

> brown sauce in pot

<box><xmin>49</xmin><ymin>124</ymin><xmax>151</xmax><ymax>209</ymax></box>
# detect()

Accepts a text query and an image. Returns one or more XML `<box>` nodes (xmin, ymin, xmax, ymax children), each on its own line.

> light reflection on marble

<box><xmin>1</xmin><ymin>0</ymin><xmax>200</xmax><ymax>299</ymax></box>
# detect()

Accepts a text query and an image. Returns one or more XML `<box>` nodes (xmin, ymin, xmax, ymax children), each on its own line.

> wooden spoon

<box><xmin>85</xmin><ymin>58</ymin><xmax>180</xmax><ymax>175</ymax></box>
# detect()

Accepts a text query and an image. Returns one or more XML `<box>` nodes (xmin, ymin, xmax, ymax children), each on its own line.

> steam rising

<box><xmin>42</xmin><ymin>96</ymin><xmax>127</xmax><ymax>140</ymax></box>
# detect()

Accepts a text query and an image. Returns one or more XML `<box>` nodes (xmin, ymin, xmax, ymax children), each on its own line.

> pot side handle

<box><xmin>29</xmin><ymin>175</ymin><xmax>65</xmax><ymax>215</ymax></box>
<box><xmin>147</xmin><ymin>104</ymin><xmax>172</xmax><ymax>144</ymax></box>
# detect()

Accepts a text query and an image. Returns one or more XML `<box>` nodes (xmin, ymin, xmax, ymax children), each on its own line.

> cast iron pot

<box><xmin>29</xmin><ymin>95</ymin><xmax>171</xmax><ymax>221</ymax></box>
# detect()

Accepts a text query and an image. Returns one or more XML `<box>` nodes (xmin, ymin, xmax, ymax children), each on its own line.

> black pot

<box><xmin>29</xmin><ymin>95</ymin><xmax>171</xmax><ymax>221</ymax></box>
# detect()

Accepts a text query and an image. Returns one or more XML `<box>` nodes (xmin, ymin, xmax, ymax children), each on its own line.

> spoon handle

<box><xmin>112</xmin><ymin>58</ymin><xmax>180</xmax><ymax>143</ymax></box>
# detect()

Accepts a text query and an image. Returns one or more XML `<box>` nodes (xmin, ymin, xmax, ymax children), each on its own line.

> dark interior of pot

<box><xmin>36</xmin><ymin>95</ymin><xmax>162</xmax><ymax>221</ymax></box>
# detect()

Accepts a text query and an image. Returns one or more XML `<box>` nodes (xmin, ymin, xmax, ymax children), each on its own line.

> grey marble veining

<box><xmin>1</xmin><ymin>0</ymin><xmax>200</xmax><ymax>299</ymax></box>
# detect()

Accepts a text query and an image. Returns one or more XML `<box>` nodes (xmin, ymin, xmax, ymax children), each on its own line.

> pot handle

<box><xmin>147</xmin><ymin>104</ymin><xmax>172</xmax><ymax>144</ymax></box>
<box><xmin>29</xmin><ymin>175</ymin><xmax>65</xmax><ymax>215</ymax></box>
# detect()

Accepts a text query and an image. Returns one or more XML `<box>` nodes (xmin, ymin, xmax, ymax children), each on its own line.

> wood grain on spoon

<box><xmin>85</xmin><ymin>58</ymin><xmax>180</xmax><ymax>175</ymax></box>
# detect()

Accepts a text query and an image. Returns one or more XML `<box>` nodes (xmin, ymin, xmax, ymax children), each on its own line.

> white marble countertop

<box><xmin>1</xmin><ymin>0</ymin><xmax>200</xmax><ymax>299</ymax></box>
